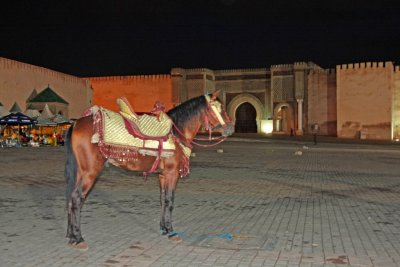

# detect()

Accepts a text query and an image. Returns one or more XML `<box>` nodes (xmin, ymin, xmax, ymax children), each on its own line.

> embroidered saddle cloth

<box><xmin>90</xmin><ymin>106</ymin><xmax>176</xmax><ymax>160</ymax></box>
<box><xmin>117</xmin><ymin>97</ymin><xmax>172</xmax><ymax>138</ymax></box>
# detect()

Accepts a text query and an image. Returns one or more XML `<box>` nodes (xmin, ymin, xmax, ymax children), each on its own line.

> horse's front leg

<box><xmin>159</xmin><ymin>170</ymin><xmax>180</xmax><ymax>241</ymax></box>
<box><xmin>159</xmin><ymin>174</ymin><xmax>168</xmax><ymax>235</ymax></box>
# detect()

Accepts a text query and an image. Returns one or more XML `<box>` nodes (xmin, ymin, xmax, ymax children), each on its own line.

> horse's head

<box><xmin>204</xmin><ymin>91</ymin><xmax>234</xmax><ymax>137</ymax></box>
<box><xmin>167</xmin><ymin>91</ymin><xmax>234</xmax><ymax>142</ymax></box>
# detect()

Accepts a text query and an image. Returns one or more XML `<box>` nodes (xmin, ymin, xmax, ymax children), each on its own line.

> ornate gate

<box><xmin>234</xmin><ymin>102</ymin><xmax>257</xmax><ymax>133</ymax></box>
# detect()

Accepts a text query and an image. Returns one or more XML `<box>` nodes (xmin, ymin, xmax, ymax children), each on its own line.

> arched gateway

<box><xmin>235</xmin><ymin>103</ymin><xmax>257</xmax><ymax>133</ymax></box>
<box><xmin>227</xmin><ymin>93</ymin><xmax>265</xmax><ymax>133</ymax></box>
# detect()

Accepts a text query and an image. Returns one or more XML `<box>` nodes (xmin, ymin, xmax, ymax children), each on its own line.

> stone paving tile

<box><xmin>1</xmin><ymin>141</ymin><xmax>400</xmax><ymax>266</ymax></box>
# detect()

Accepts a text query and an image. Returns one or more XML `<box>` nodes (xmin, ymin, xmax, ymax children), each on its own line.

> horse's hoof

<box><xmin>68</xmin><ymin>241</ymin><xmax>89</xmax><ymax>251</ymax></box>
<box><xmin>168</xmin><ymin>235</ymin><xmax>182</xmax><ymax>242</ymax></box>
<box><xmin>160</xmin><ymin>230</ymin><xmax>168</xmax><ymax>236</ymax></box>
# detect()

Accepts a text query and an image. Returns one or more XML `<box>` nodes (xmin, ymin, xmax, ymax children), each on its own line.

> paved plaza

<box><xmin>1</xmin><ymin>137</ymin><xmax>400</xmax><ymax>266</ymax></box>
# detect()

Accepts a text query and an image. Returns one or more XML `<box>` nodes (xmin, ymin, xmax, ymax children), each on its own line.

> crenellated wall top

<box><xmin>87</xmin><ymin>74</ymin><xmax>171</xmax><ymax>81</ymax></box>
<box><xmin>294</xmin><ymin>61</ymin><xmax>308</xmax><ymax>65</ymax></box>
<box><xmin>272</xmin><ymin>61</ymin><xmax>324</xmax><ymax>70</ymax></box>
<box><xmin>171</xmin><ymin>67</ymin><xmax>268</xmax><ymax>75</ymax></box>
<box><xmin>337</xmin><ymin>61</ymin><xmax>394</xmax><ymax>70</ymax></box>
<box><xmin>214</xmin><ymin>68</ymin><xmax>269</xmax><ymax>73</ymax></box>
<box><xmin>182</xmin><ymin>68</ymin><xmax>213</xmax><ymax>73</ymax></box>
<box><xmin>0</xmin><ymin>57</ymin><xmax>88</xmax><ymax>86</ymax></box>
<box><xmin>309</xmin><ymin>68</ymin><xmax>336</xmax><ymax>74</ymax></box>
<box><xmin>271</xmin><ymin>63</ymin><xmax>293</xmax><ymax>69</ymax></box>
<box><xmin>169</xmin><ymin>68</ymin><xmax>214</xmax><ymax>75</ymax></box>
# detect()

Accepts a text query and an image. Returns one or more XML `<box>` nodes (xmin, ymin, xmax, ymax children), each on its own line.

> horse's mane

<box><xmin>167</xmin><ymin>95</ymin><xmax>208</xmax><ymax>130</ymax></box>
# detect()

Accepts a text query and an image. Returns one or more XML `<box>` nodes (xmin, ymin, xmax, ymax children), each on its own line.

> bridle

<box><xmin>172</xmin><ymin>95</ymin><xmax>230</xmax><ymax>148</ymax></box>
<box><xmin>204</xmin><ymin>95</ymin><xmax>227</xmax><ymax>129</ymax></box>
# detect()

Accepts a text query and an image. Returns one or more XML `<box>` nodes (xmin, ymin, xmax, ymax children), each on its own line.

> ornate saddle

<box><xmin>85</xmin><ymin>98</ymin><xmax>191</xmax><ymax>176</ymax></box>
<box><xmin>117</xmin><ymin>97</ymin><xmax>172</xmax><ymax>139</ymax></box>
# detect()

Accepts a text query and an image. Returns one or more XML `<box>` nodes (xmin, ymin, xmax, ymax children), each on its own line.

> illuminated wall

<box><xmin>88</xmin><ymin>75</ymin><xmax>172</xmax><ymax>112</ymax></box>
<box><xmin>336</xmin><ymin>62</ymin><xmax>394</xmax><ymax>139</ymax></box>
<box><xmin>2</xmin><ymin>56</ymin><xmax>400</xmax><ymax>140</ymax></box>
<box><xmin>307</xmin><ymin>68</ymin><xmax>337</xmax><ymax>135</ymax></box>
<box><xmin>0</xmin><ymin>57</ymin><xmax>92</xmax><ymax>119</ymax></box>
<box><xmin>393</xmin><ymin>66</ymin><xmax>400</xmax><ymax>139</ymax></box>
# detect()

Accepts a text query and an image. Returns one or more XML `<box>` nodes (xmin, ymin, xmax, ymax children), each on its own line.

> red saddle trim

<box><xmin>122</xmin><ymin>117</ymin><xmax>170</xmax><ymax>142</ymax></box>
<box><xmin>122</xmin><ymin>117</ymin><xmax>171</xmax><ymax>174</ymax></box>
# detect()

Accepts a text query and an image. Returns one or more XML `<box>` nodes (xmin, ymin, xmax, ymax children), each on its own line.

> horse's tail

<box><xmin>65</xmin><ymin>124</ymin><xmax>77</xmax><ymax>205</ymax></box>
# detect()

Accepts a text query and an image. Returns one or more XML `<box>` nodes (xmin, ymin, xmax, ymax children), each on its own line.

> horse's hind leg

<box><xmin>67</xmin><ymin>183</ymin><xmax>85</xmax><ymax>247</ymax></box>
<box><xmin>65</xmin><ymin>117</ymin><xmax>106</xmax><ymax>250</ymax></box>
<box><xmin>67</xmin><ymin>167</ymin><xmax>104</xmax><ymax>250</ymax></box>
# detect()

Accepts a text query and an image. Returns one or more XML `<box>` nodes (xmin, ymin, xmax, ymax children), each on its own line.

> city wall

<box><xmin>0</xmin><ymin>58</ymin><xmax>92</xmax><ymax>119</ymax></box>
<box><xmin>307</xmin><ymin>69</ymin><xmax>337</xmax><ymax>135</ymax></box>
<box><xmin>2</xmin><ymin>56</ymin><xmax>400</xmax><ymax>141</ymax></box>
<box><xmin>394</xmin><ymin>66</ymin><xmax>400</xmax><ymax>139</ymax></box>
<box><xmin>88</xmin><ymin>75</ymin><xmax>172</xmax><ymax>112</ymax></box>
<box><xmin>336</xmin><ymin>62</ymin><xmax>393</xmax><ymax>139</ymax></box>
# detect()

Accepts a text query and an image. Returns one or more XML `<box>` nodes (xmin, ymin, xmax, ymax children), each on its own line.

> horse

<box><xmin>65</xmin><ymin>91</ymin><xmax>234</xmax><ymax>250</ymax></box>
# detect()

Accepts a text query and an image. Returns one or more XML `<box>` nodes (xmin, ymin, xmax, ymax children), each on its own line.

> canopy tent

<box><xmin>34</xmin><ymin>113</ymin><xmax>57</xmax><ymax>142</ymax></box>
<box><xmin>52</xmin><ymin>113</ymin><xmax>71</xmax><ymax>124</ymax></box>
<box><xmin>51</xmin><ymin>113</ymin><xmax>72</xmax><ymax>145</ymax></box>
<box><xmin>0</xmin><ymin>112</ymin><xmax>37</xmax><ymax>125</ymax></box>
<box><xmin>36</xmin><ymin>116</ymin><xmax>57</xmax><ymax>126</ymax></box>
<box><xmin>36</xmin><ymin>113</ymin><xmax>72</xmax><ymax>137</ymax></box>
<box><xmin>0</xmin><ymin>112</ymin><xmax>37</xmax><ymax>143</ymax></box>
<box><xmin>9</xmin><ymin>102</ymin><xmax>22</xmax><ymax>113</ymax></box>
<box><xmin>40</xmin><ymin>103</ymin><xmax>54</xmax><ymax>119</ymax></box>
<box><xmin>24</xmin><ymin>108</ymin><xmax>41</xmax><ymax>119</ymax></box>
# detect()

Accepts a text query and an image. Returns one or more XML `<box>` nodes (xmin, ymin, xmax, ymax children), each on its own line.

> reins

<box><xmin>169</xmin><ymin>94</ymin><xmax>230</xmax><ymax>148</ymax></box>
<box><xmin>190</xmin><ymin>136</ymin><xmax>227</xmax><ymax>147</ymax></box>
<box><xmin>190</xmin><ymin>108</ymin><xmax>227</xmax><ymax>147</ymax></box>
<box><xmin>172</xmin><ymin>122</ymin><xmax>227</xmax><ymax>148</ymax></box>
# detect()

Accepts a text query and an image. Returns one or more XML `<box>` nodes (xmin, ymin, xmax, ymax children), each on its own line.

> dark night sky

<box><xmin>1</xmin><ymin>0</ymin><xmax>399</xmax><ymax>77</ymax></box>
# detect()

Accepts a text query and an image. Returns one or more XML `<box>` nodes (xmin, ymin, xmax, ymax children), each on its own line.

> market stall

<box><xmin>33</xmin><ymin>113</ymin><xmax>72</xmax><ymax>146</ymax></box>
<box><xmin>34</xmin><ymin>116</ymin><xmax>58</xmax><ymax>145</ymax></box>
<box><xmin>0</xmin><ymin>112</ymin><xmax>37</xmax><ymax>147</ymax></box>
<box><xmin>52</xmin><ymin>114</ymin><xmax>72</xmax><ymax>145</ymax></box>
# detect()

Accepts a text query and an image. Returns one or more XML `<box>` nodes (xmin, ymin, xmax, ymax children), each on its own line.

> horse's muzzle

<box><xmin>222</xmin><ymin>124</ymin><xmax>235</xmax><ymax>137</ymax></box>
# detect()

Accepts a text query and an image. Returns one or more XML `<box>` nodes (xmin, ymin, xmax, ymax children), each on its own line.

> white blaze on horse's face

<box><xmin>205</xmin><ymin>95</ymin><xmax>226</xmax><ymax>127</ymax></box>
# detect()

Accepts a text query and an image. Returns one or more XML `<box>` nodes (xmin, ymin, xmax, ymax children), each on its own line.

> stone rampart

<box><xmin>88</xmin><ymin>74</ymin><xmax>172</xmax><ymax>112</ymax></box>
<box><xmin>0</xmin><ymin>57</ymin><xmax>92</xmax><ymax>119</ymax></box>
<box><xmin>393</xmin><ymin>66</ymin><xmax>400</xmax><ymax>139</ymax></box>
<box><xmin>337</xmin><ymin>61</ymin><xmax>394</xmax><ymax>139</ymax></box>
<box><xmin>307</xmin><ymin>69</ymin><xmax>337</xmax><ymax>135</ymax></box>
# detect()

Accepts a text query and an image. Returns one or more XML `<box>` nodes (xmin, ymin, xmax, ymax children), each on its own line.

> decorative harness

<box><xmin>85</xmin><ymin>95</ymin><xmax>229</xmax><ymax>177</ymax></box>
<box><xmin>172</xmin><ymin>94</ymin><xmax>229</xmax><ymax>148</ymax></box>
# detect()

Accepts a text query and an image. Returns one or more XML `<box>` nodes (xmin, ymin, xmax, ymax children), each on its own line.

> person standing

<box><xmin>312</xmin><ymin>123</ymin><xmax>319</xmax><ymax>145</ymax></box>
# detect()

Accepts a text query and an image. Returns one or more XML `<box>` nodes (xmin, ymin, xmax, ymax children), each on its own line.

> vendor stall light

<box><xmin>261</xmin><ymin>120</ymin><xmax>273</xmax><ymax>134</ymax></box>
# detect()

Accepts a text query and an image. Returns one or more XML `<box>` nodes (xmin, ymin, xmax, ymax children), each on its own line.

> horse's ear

<box><xmin>211</xmin><ymin>90</ymin><xmax>221</xmax><ymax>100</ymax></box>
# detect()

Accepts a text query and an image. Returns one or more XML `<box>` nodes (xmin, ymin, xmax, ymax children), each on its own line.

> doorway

<box><xmin>234</xmin><ymin>102</ymin><xmax>257</xmax><ymax>133</ymax></box>
<box><xmin>274</xmin><ymin>104</ymin><xmax>293</xmax><ymax>134</ymax></box>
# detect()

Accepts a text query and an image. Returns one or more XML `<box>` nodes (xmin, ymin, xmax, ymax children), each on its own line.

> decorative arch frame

<box><xmin>273</xmin><ymin>102</ymin><xmax>295</xmax><ymax>133</ymax></box>
<box><xmin>227</xmin><ymin>93</ymin><xmax>265</xmax><ymax>133</ymax></box>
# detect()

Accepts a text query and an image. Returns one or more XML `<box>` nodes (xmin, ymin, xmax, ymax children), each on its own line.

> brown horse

<box><xmin>65</xmin><ymin>91</ymin><xmax>234</xmax><ymax>250</ymax></box>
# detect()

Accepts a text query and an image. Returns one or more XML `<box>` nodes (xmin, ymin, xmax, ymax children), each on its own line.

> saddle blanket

<box><xmin>90</xmin><ymin>106</ymin><xmax>177</xmax><ymax>160</ymax></box>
